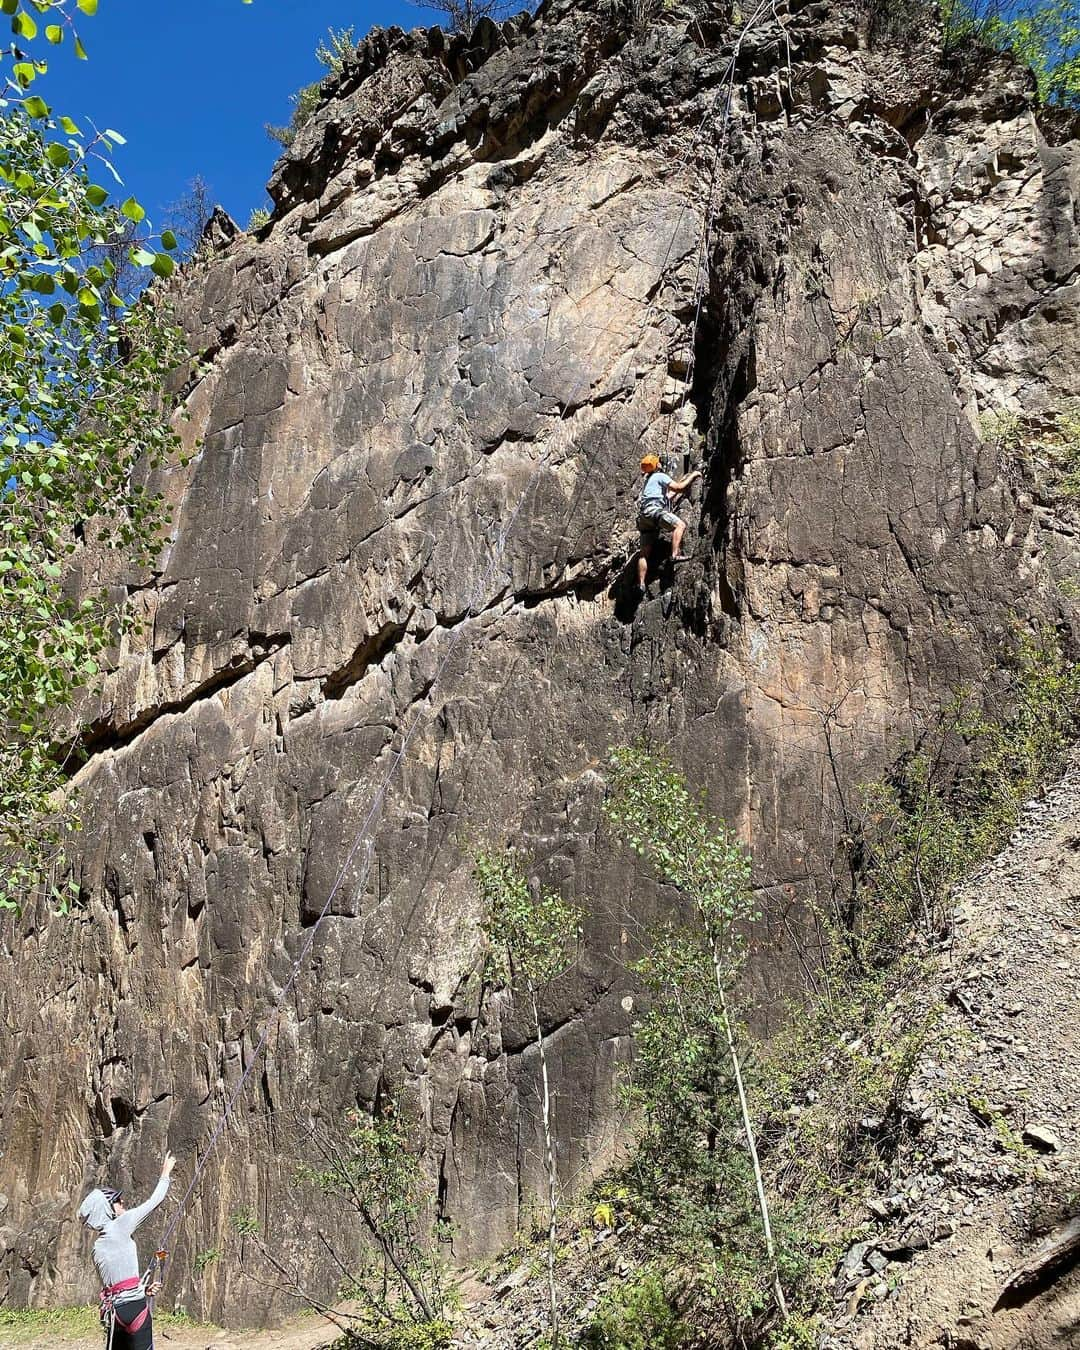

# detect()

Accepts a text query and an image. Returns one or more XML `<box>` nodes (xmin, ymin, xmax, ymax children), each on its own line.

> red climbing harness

<box><xmin>100</xmin><ymin>1278</ymin><xmax>149</xmax><ymax>1340</ymax></box>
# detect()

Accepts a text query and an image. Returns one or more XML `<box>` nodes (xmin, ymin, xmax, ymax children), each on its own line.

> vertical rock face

<box><xmin>1</xmin><ymin>0</ymin><xmax>1078</xmax><ymax>1318</ymax></box>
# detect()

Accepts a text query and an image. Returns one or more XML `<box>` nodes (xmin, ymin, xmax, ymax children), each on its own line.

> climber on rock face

<box><xmin>78</xmin><ymin>1151</ymin><xmax>175</xmax><ymax>1350</ymax></box>
<box><xmin>636</xmin><ymin>452</ymin><xmax>702</xmax><ymax>593</ymax></box>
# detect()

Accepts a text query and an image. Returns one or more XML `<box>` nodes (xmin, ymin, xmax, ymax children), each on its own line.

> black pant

<box><xmin>109</xmin><ymin>1297</ymin><xmax>153</xmax><ymax>1350</ymax></box>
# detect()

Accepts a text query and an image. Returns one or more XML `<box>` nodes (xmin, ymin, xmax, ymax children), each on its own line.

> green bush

<box><xmin>193</xmin><ymin>1245</ymin><xmax>221</xmax><ymax>1274</ymax></box>
<box><xmin>295</xmin><ymin>1107</ymin><xmax>450</xmax><ymax>1344</ymax></box>
<box><xmin>766</xmin><ymin>1313</ymin><xmax>820</xmax><ymax>1350</ymax></box>
<box><xmin>984</xmin><ymin>400</ymin><xmax>1080</xmax><ymax>502</ymax></box>
<box><xmin>853</xmin><ymin>628</ymin><xmax>1080</xmax><ymax>953</ymax></box>
<box><xmin>265</xmin><ymin>82</ymin><xmax>321</xmax><ymax>149</ymax></box>
<box><xmin>579</xmin><ymin>1271</ymin><xmax>689</xmax><ymax>1349</ymax></box>
<box><xmin>266</xmin><ymin>26</ymin><xmax>356</xmax><ymax>148</ymax></box>
<box><xmin>384</xmin><ymin>1322</ymin><xmax>453</xmax><ymax>1350</ymax></box>
<box><xmin>1040</xmin><ymin>402</ymin><xmax>1080</xmax><ymax>499</ymax></box>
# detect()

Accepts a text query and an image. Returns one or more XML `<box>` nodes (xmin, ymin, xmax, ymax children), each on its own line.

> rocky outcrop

<box><xmin>1</xmin><ymin>0</ymin><xmax>1078</xmax><ymax>1321</ymax></box>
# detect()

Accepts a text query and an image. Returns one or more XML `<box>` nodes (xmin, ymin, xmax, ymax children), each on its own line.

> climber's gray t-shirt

<box><xmin>82</xmin><ymin>1177</ymin><xmax>170</xmax><ymax>1296</ymax></box>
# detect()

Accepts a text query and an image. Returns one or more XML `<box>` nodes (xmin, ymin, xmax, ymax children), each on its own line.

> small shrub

<box><xmin>193</xmin><ymin>1245</ymin><xmax>221</xmax><ymax>1274</ymax></box>
<box><xmin>265</xmin><ymin>82</ymin><xmax>321</xmax><ymax>149</ymax></box>
<box><xmin>848</xmin><ymin>627</ymin><xmax>1080</xmax><ymax>954</ymax></box>
<box><xmin>1057</xmin><ymin>576</ymin><xmax>1080</xmax><ymax>600</ymax></box>
<box><xmin>983</xmin><ymin>400</ymin><xmax>1080</xmax><ymax>502</ymax></box>
<box><xmin>246</xmin><ymin>207</ymin><xmax>271</xmax><ymax>232</ymax></box>
<box><xmin>230</xmin><ymin>1207</ymin><xmax>259</xmax><ymax>1236</ymax></box>
<box><xmin>265</xmin><ymin>26</ymin><xmax>356</xmax><ymax>147</ymax></box>
<box><xmin>979</xmin><ymin>408</ymin><xmax>1023</xmax><ymax>449</ymax></box>
<box><xmin>1041</xmin><ymin>402</ymin><xmax>1080</xmax><ymax>499</ymax></box>
<box><xmin>315</xmin><ymin>26</ymin><xmax>355</xmax><ymax>75</ymax></box>
<box><xmin>579</xmin><ymin>1270</ymin><xmax>689</xmax><ymax>1349</ymax></box>
<box><xmin>767</xmin><ymin>1312</ymin><xmax>821</xmax><ymax>1349</ymax></box>
<box><xmin>293</xmin><ymin>1106</ymin><xmax>449</xmax><ymax>1342</ymax></box>
<box><xmin>383</xmin><ymin>1322</ymin><xmax>453</xmax><ymax>1350</ymax></box>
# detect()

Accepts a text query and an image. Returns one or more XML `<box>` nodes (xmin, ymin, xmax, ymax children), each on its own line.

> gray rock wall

<box><xmin>1</xmin><ymin>0</ymin><xmax>1078</xmax><ymax>1320</ymax></box>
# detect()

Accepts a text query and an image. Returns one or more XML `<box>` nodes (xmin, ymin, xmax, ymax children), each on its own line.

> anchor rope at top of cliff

<box><xmin>151</xmin><ymin>0</ymin><xmax>786</xmax><ymax>1267</ymax></box>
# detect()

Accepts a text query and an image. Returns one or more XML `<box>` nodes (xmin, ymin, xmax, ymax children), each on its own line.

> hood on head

<box><xmin>77</xmin><ymin>1189</ymin><xmax>115</xmax><ymax>1231</ymax></box>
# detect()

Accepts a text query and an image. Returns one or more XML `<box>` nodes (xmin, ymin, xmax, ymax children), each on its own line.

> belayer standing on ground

<box><xmin>78</xmin><ymin>1151</ymin><xmax>175</xmax><ymax>1350</ymax></box>
<box><xmin>636</xmin><ymin>452</ymin><xmax>702</xmax><ymax>593</ymax></box>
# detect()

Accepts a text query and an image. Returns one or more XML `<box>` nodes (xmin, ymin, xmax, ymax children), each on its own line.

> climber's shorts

<box><xmin>637</xmin><ymin>508</ymin><xmax>681</xmax><ymax>540</ymax></box>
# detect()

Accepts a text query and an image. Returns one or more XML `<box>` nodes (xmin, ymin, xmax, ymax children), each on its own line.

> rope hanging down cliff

<box><xmin>147</xmin><ymin>0</ymin><xmax>788</xmax><ymax>1283</ymax></box>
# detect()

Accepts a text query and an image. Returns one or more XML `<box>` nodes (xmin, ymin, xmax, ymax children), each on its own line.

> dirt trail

<box><xmin>0</xmin><ymin>1312</ymin><xmax>333</xmax><ymax>1350</ymax></box>
<box><xmin>829</xmin><ymin>765</ymin><xmax>1080</xmax><ymax>1349</ymax></box>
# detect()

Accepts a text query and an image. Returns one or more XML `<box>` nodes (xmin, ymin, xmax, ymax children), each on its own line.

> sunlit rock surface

<box><xmin>1</xmin><ymin>0</ymin><xmax>1077</xmax><ymax>1319</ymax></box>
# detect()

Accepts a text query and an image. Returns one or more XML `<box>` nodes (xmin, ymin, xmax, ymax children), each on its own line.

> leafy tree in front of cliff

<box><xmin>294</xmin><ymin>1107</ymin><xmax>453</xmax><ymax>1348</ymax></box>
<box><xmin>476</xmin><ymin>848</ymin><xmax>582</xmax><ymax>1350</ymax></box>
<box><xmin>942</xmin><ymin>0</ymin><xmax>1080</xmax><ymax>105</ymax></box>
<box><xmin>602</xmin><ymin>748</ymin><xmax>790</xmax><ymax>1332</ymax></box>
<box><xmin>0</xmin><ymin>1</ymin><xmax>188</xmax><ymax>912</ymax></box>
<box><xmin>995</xmin><ymin>0</ymin><xmax>1080</xmax><ymax>105</ymax></box>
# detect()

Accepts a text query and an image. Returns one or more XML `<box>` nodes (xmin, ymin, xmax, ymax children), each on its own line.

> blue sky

<box><xmin>43</xmin><ymin>0</ymin><xmax>425</xmax><ymax>230</ymax></box>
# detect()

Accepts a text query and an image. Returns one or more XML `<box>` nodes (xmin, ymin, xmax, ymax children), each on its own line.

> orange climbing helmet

<box><xmin>640</xmin><ymin>453</ymin><xmax>661</xmax><ymax>474</ymax></box>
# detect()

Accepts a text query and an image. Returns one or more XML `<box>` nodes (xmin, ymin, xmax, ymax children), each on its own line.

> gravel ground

<box><xmin>826</xmin><ymin>763</ymin><xmax>1080</xmax><ymax>1349</ymax></box>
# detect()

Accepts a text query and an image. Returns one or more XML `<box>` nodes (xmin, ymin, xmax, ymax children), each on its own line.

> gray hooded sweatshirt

<box><xmin>77</xmin><ymin>1177</ymin><xmax>170</xmax><ymax>1297</ymax></box>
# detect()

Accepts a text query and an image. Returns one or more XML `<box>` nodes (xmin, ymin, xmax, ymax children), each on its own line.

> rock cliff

<box><xmin>1</xmin><ymin>0</ymin><xmax>1078</xmax><ymax>1321</ymax></box>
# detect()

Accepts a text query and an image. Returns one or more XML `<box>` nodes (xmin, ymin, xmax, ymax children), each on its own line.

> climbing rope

<box><xmin>152</xmin><ymin>0</ymin><xmax>786</xmax><ymax>1269</ymax></box>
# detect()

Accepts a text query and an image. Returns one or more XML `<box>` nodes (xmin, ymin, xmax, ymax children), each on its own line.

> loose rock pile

<box><xmin>829</xmin><ymin>766</ymin><xmax>1080</xmax><ymax>1349</ymax></box>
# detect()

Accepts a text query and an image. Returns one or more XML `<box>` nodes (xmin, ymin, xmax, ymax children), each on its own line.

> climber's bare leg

<box><xmin>637</xmin><ymin>539</ymin><xmax>652</xmax><ymax>588</ymax></box>
<box><xmin>670</xmin><ymin>519</ymin><xmax>687</xmax><ymax>561</ymax></box>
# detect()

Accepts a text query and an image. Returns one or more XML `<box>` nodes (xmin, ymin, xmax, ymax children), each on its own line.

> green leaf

<box><xmin>0</xmin><ymin>0</ymin><xmax>18</xmax><ymax>13</ymax></box>
<box><xmin>23</xmin><ymin>94</ymin><xmax>48</xmax><ymax>118</ymax></box>
<box><xmin>76</xmin><ymin>0</ymin><xmax>96</xmax><ymax>12</ymax></box>
<box><xmin>73</xmin><ymin>32</ymin><xmax>86</xmax><ymax>57</ymax></box>
<box><xmin>13</xmin><ymin>10</ymin><xmax>38</xmax><ymax>38</ymax></box>
<box><xmin>45</xmin><ymin>21</ymin><xmax>61</xmax><ymax>41</ymax></box>
<box><xmin>59</xmin><ymin>115</ymin><xmax>81</xmax><ymax>135</ymax></box>
<box><xmin>12</xmin><ymin>60</ymin><xmax>36</xmax><ymax>85</ymax></box>
<box><xmin>130</xmin><ymin>247</ymin><xmax>155</xmax><ymax>267</ymax></box>
<box><xmin>85</xmin><ymin>182</ymin><xmax>108</xmax><ymax>206</ymax></box>
<box><xmin>45</xmin><ymin>141</ymin><xmax>70</xmax><ymax>168</ymax></box>
<box><xmin>121</xmin><ymin>197</ymin><xmax>145</xmax><ymax>223</ymax></box>
<box><xmin>160</xmin><ymin>228</ymin><xmax>178</xmax><ymax>251</ymax></box>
